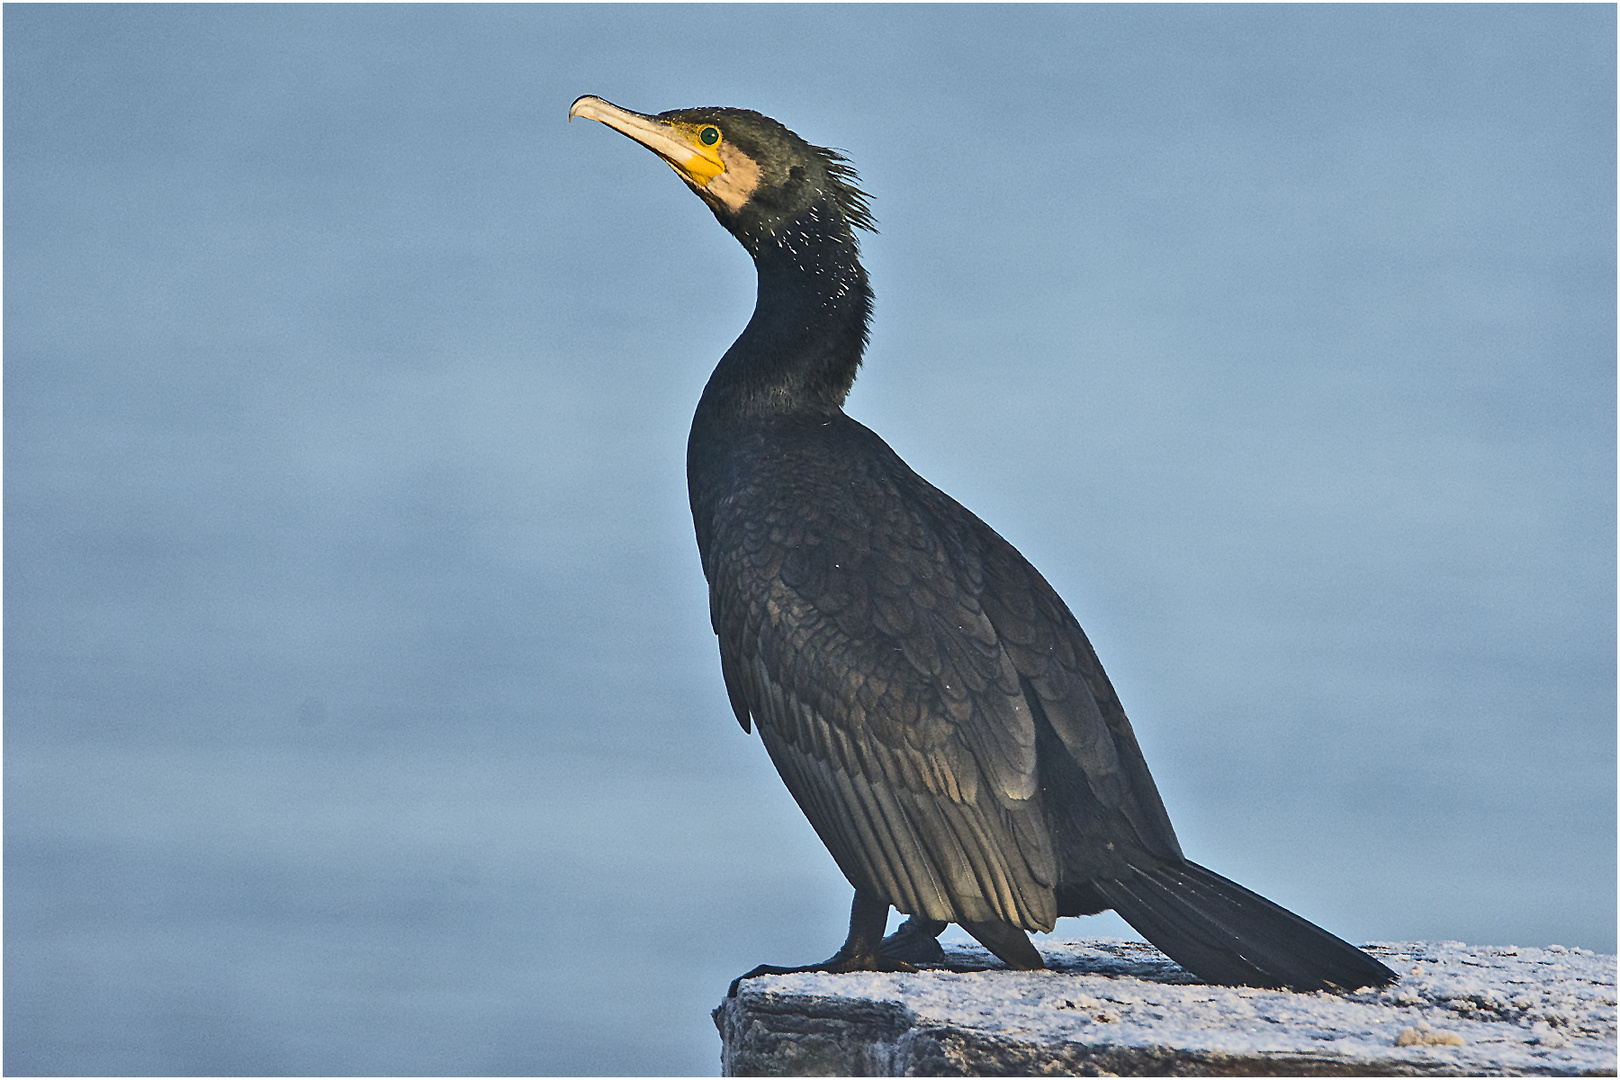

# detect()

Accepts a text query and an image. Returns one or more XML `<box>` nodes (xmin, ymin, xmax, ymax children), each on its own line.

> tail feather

<box><xmin>961</xmin><ymin>917</ymin><xmax>1045</xmax><ymax>970</ymax></box>
<box><xmin>1093</xmin><ymin>860</ymin><xmax>1396</xmax><ymax>992</ymax></box>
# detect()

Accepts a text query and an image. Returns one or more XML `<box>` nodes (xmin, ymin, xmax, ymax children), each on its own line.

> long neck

<box><xmin>696</xmin><ymin>200</ymin><xmax>872</xmax><ymax>419</ymax></box>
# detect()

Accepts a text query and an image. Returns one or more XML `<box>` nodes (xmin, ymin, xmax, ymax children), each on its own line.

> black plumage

<box><xmin>568</xmin><ymin>95</ymin><xmax>1396</xmax><ymax>994</ymax></box>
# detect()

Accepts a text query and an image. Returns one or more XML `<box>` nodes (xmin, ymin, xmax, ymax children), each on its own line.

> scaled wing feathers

<box><xmin>703</xmin><ymin>416</ymin><xmax>1178</xmax><ymax>932</ymax></box>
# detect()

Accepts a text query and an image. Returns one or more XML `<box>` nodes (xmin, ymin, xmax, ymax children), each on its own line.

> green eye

<box><xmin>699</xmin><ymin>126</ymin><xmax>720</xmax><ymax>146</ymax></box>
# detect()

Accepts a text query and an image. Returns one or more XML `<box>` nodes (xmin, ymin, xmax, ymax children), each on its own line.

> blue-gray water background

<box><xmin>6</xmin><ymin>6</ymin><xmax>1614</xmax><ymax>1075</ymax></box>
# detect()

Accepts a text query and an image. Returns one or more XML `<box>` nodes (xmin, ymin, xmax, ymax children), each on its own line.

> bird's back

<box><xmin>689</xmin><ymin>409</ymin><xmax>1184</xmax><ymax>932</ymax></box>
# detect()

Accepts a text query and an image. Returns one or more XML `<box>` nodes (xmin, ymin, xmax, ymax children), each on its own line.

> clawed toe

<box><xmin>727</xmin><ymin>953</ymin><xmax>917</xmax><ymax>997</ymax></box>
<box><xmin>728</xmin><ymin>964</ymin><xmax>789</xmax><ymax>998</ymax></box>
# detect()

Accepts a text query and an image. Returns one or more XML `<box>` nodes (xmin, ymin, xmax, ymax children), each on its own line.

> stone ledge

<box><xmin>713</xmin><ymin>939</ymin><xmax>1616</xmax><ymax>1076</ymax></box>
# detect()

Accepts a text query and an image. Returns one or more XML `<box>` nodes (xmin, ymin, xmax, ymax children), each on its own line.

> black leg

<box><xmin>729</xmin><ymin>890</ymin><xmax>919</xmax><ymax>996</ymax></box>
<box><xmin>834</xmin><ymin>888</ymin><xmax>891</xmax><ymax>963</ymax></box>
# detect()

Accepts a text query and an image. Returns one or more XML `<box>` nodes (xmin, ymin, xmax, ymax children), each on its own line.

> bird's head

<box><xmin>569</xmin><ymin>96</ymin><xmax>874</xmax><ymax>254</ymax></box>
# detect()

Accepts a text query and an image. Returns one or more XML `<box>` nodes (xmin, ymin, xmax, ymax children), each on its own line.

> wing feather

<box><xmin>744</xmin><ymin>643</ymin><xmax>1052</xmax><ymax>926</ymax></box>
<box><xmin>699</xmin><ymin>414</ymin><xmax>1167</xmax><ymax>932</ymax></box>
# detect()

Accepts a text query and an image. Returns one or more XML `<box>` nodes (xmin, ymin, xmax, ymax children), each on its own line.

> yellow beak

<box><xmin>569</xmin><ymin>95</ymin><xmax>726</xmax><ymax>187</ymax></box>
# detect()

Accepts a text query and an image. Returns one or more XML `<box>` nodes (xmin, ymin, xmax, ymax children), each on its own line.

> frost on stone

<box><xmin>1397</xmin><ymin>1023</ymin><xmax>1466</xmax><ymax>1047</ymax></box>
<box><xmin>715</xmin><ymin>939</ymin><xmax>1617</xmax><ymax>1076</ymax></box>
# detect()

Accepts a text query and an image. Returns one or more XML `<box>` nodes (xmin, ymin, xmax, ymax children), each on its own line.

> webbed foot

<box><xmin>880</xmin><ymin>916</ymin><xmax>948</xmax><ymax>964</ymax></box>
<box><xmin>730</xmin><ymin>889</ymin><xmax>922</xmax><ymax>997</ymax></box>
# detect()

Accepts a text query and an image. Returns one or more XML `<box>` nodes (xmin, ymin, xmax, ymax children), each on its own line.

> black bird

<box><xmin>568</xmin><ymin>95</ymin><xmax>1396</xmax><ymax>995</ymax></box>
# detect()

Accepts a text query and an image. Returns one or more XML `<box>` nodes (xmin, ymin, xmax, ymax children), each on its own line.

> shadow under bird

<box><xmin>568</xmin><ymin>94</ymin><xmax>1397</xmax><ymax>996</ymax></box>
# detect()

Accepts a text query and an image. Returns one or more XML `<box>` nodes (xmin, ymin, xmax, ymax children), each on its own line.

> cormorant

<box><xmin>568</xmin><ymin>95</ymin><xmax>1397</xmax><ymax>995</ymax></box>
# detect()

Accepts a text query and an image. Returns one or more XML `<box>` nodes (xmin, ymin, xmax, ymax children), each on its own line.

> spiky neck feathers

<box><xmin>698</xmin><ymin>196</ymin><xmax>873</xmax><ymax>418</ymax></box>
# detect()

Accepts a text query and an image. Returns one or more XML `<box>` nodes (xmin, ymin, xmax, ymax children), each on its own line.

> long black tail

<box><xmin>1092</xmin><ymin>860</ymin><xmax>1397</xmax><ymax>991</ymax></box>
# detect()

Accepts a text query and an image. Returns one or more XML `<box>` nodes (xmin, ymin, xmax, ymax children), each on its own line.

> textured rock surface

<box><xmin>714</xmin><ymin>939</ymin><xmax>1616</xmax><ymax>1076</ymax></box>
